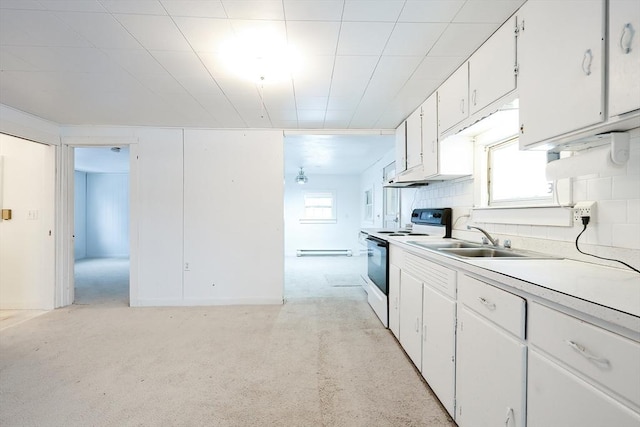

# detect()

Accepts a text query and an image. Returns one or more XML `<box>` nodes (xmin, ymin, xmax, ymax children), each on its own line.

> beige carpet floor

<box><xmin>0</xmin><ymin>256</ymin><xmax>456</xmax><ymax>426</ymax></box>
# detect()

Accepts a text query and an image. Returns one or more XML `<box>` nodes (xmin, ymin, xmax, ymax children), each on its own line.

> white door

<box><xmin>421</xmin><ymin>94</ymin><xmax>439</xmax><ymax>178</ymax></box>
<box><xmin>438</xmin><ymin>64</ymin><xmax>469</xmax><ymax>135</ymax></box>
<box><xmin>0</xmin><ymin>134</ymin><xmax>55</xmax><ymax>309</ymax></box>
<box><xmin>405</xmin><ymin>107</ymin><xmax>422</xmax><ymax>170</ymax></box>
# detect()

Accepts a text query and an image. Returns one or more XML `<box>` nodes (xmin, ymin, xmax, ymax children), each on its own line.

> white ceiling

<box><xmin>0</xmin><ymin>0</ymin><xmax>525</xmax><ymax>174</ymax></box>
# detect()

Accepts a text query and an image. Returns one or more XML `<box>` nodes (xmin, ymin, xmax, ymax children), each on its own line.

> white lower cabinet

<box><xmin>528</xmin><ymin>349</ymin><xmax>640</xmax><ymax>427</ymax></box>
<box><xmin>456</xmin><ymin>275</ymin><xmax>526</xmax><ymax>427</ymax></box>
<box><xmin>399</xmin><ymin>270</ymin><xmax>423</xmax><ymax>368</ymax></box>
<box><xmin>388</xmin><ymin>263</ymin><xmax>401</xmax><ymax>339</ymax></box>
<box><xmin>528</xmin><ymin>302</ymin><xmax>640</xmax><ymax>425</ymax></box>
<box><xmin>422</xmin><ymin>284</ymin><xmax>456</xmax><ymax>417</ymax></box>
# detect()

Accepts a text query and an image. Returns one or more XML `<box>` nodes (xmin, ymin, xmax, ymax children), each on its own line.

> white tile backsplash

<box><xmin>409</xmin><ymin>127</ymin><xmax>640</xmax><ymax>268</ymax></box>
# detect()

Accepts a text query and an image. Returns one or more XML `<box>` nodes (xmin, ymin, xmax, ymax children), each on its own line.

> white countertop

<box><xmin>377</xmin><ymin>234</ymin><xmax>640</xmax><ymax>336</ymax></box>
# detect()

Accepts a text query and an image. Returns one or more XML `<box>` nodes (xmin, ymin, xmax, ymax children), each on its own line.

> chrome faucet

<box><xmin>467</xmin><ymin>225</ymin><xmax>499</xmax><ymax>247</ymax></box>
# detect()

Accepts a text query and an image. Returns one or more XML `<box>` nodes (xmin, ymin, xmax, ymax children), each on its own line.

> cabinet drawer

<box><xmin>458</xmin><ymin>275</ymin><xmax>525</xmax><ymax>339</ymax></box>
<box><xmin>405</xmin><ymin>252</ymin><xmax>456</xmax><ymax>298</ymax></box>
<box><xmin>529</xmin><ymin>302</ymin><xmax>640</xmax><ymax>408</ymax></box>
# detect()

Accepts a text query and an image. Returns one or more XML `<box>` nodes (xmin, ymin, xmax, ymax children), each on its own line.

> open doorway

<box><xmin>73</xmin><ymin>146</ymin><xmax>130</xmax><ymax>306</ymax></box>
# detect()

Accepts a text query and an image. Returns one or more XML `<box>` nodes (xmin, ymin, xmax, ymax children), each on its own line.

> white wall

<box><xmin>74</xmin><ymin>170</ymin><xmax>87</xmax><ymax>259</ymax></box>
<box><xmin>86</xmin><ymin>173</ymin><xmax>129</xmax><ymax>258</ymax></box>
<box><xmin>61</xmin><ymin>126</ymin><xmax>285</xmax><ymax>306</ymax></box>
<box><xmin>285</xmin><ymin>174</ymin><xmax>361</xmax><ymax>257</ymax></box>
<box><xmin>0</xmin><ymin>133</ymin><xmax>55</xmax><ymax>309</ymax></box>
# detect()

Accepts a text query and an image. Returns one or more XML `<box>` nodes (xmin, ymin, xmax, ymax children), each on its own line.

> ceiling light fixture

<box><xmin>219</xmin><ymin>29</ymin><xmax>301</xmax><ymax>84</ymax></box>
<box><xmin>296</xmin><ymin>167</ymin><xmax>308</xmax><ymax>185</ymax></box>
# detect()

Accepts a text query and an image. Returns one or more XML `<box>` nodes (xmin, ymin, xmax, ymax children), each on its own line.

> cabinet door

<box><xmin>421</xmin><ymin>93</ymin><xmax>439</xmax><ymax>178</ymax></box>
<box><xmin>469</xmin><ymin>16</ymin><xmax>517</xmax><ymax>115</ymax></box>
<box><xmin>389</xmin><ymin>263</ymin><xmax>401</xmax><ymax>339</ymax></box>
<box><xmin>528</xmin><ymin>349</ymin><xmax>640</xmax><ymax>427</ymax></box>
<box><xmin>406</xmin><ymin>107</ymin><xmax>423</xmax><ymax>170</ymax></box>
<box><xmin>395</xmin><ymin>121</ymin><xmax>406</xmax><ymax>174</ymax></box>
<box><xmin>518</xmin><ymin>0</ymin><xmax>605</xmax><ymax>149</ymax></box>
<box><xmin>438</xmin><ymin>63</ymin><xmax>469</xmax><ymax>135</ymax></box>
<box><xmin>609</xmin><ymin>0</ymin><xmax>640</xmax><ymax>117</ymax></box>
<box><xmin>456</xmin><ymin>307</ymin><xmax>526</xmax><ymax>427</ymax></box>
<box><xmin>421</xmin><ymin>285</ymin><xmax>456</xmax><ymax>417</ymax></box>
<box><xmin>399</xmin><ymin>270</ymin><xmax>423</xmax><ymax>369</ymax></box>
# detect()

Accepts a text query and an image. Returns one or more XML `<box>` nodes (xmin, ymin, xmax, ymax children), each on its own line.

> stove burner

<box><xmin>388</xmin><ymin>233</ymin><xmax>406</xmax><ymax>236</ymax></box>
<box><xmin>408</xmin><ymin>233</ymin><xmax>428</xmax><ymax>236</ymax></box>
<box><xmin>377</xmin><ymin>231</ymin><xmax>395</xmax><ymax>234</ymax></box>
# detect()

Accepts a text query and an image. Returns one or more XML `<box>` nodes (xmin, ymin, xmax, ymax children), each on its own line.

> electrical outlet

<box><xmin>574</xmin><ymin>201</ymin><xmax>597</xmax><ymax>223</ymax></box>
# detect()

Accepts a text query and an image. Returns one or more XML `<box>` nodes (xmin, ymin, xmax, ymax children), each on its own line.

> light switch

<box><xmin>1</xmin><ymin>209</ymin><xmax>11</xmax><ymax>220</ymax></box>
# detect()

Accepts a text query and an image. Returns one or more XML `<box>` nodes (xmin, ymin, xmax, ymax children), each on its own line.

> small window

<box><xmin>301</xmin><ymin>191</ymin><xmax>336</xmax><ymax>223</ymax></box>
<box><xmin>489</xmin><ymin>138</ymin><xmax>553</xmax><ymax>206</ymax></box>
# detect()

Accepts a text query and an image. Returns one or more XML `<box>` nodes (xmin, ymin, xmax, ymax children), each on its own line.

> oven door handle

<box><xmin>366</xmin><ymin>237</ymin><xmax>387</xmax><ymax>246</ymax></box>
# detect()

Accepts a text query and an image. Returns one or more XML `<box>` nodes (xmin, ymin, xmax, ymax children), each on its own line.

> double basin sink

<box><xmin>407</xmin><ymin>240</ymin><xmax>561</xmax><ymax>260</ymax></box>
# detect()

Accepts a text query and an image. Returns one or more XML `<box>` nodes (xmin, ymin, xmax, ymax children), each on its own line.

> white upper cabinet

<box><xmin>518</xmin><ymin>0</ymin><xmax>605</xmax><ymax>149</ymax></box>
<box><xmin>421</xmin><ymin>93</ymin><xmax>439</xmax><ymax>178</ymax></box>
<box><xmin>438</xmin><ymin>64</ymin><xmax>469</xmax><ymax>136</ymax></box>
<box><xmin>609</xmin><ymin>0</ymin><xmax>640</xmax><ymax>117</ymax></box>
<box><xmin>395</xmin><ymin>121</ymin><xmax>406</xmax><ymax>175</ymax></box>
<box><xmin>405</xmin><ymin>107</ymin><xmax>423</xmax><ymax>171</ymax></box>
<box><xmin>469</xmin><ymin>16</ymin><xmax>517</xmax><ymax>115</ymax></box>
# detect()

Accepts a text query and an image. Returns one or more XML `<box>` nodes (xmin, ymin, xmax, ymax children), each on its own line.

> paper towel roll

<box><xmin>545</xmin><ymin>146</ymin><xmax>625</xmax><ymax>180</ymax></box>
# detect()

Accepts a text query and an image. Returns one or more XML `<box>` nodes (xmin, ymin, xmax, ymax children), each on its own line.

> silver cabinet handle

<box><xmin>472</xmin><ymin>89</ymin><xmax>477</xmax><ymax>106</ymax></box>
<box><xmin>505</xmin><ymin>407</ymin><xmax>514</xmax><ymax>427</ymax></box>
<box><xmin>478</xmin><ymin>296</ymin><xmax>496</xmax><ymax>311</ymax></box>
<box><xmin>620</xmin><ymin>23</ymin><xmax>635</xmax><ymax>54</ymax></box>
<box><xmin>565</xmin><ymin>340</ymin><xmax>611</xmax><ymax>367</ymax></box>
<box><xmin>460</xmin><ymin>98</ymin><xmax>465</xmax><ymax>114</ymax></box>
<box><xmin>415</xmin><ymin>318</ymin><xmax>420</xmax><ymax>333</ymax></box>
<box><xmin>582</xmin><ymin>49</ymin><xmax>593</xmax><ymax>76</ymax></box>
<box><xmin>423</xmin><ymin>324</ymin><xmax>427</xmax><ymax>342</ymax></box>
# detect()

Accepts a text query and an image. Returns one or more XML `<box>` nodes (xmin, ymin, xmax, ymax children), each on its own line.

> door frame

<box><xmin>55</xmin><ymin>138</ymin><xmax>139</xmax><ymax>308</ymax></box>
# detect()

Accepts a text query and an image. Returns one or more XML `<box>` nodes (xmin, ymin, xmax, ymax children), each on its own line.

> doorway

<box><xmin>73</xmin><ymin>146</ymin><xmax>130</xmax><ymax>306</ymax></box>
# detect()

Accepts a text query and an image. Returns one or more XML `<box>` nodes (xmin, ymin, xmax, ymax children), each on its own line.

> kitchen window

<box><xmin>488</xmin><ymin>138</ymin><xmax>553</xmax><ymax>206</ymax></box>
<box><xmin>301</xmin><ymin>191</ymin><xmax>336</xmax><ymax>223</ymax></box>
<box><xmin>364</xmin><ymin>188</ymin><xmax>373</xmax><ymax>222</ymax></box>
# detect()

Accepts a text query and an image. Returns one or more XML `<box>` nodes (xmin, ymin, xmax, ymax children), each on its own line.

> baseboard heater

<box><xmin>296</xmin><ymin>249</ymin><xmax>353</xmax><ymax>257</ymax></box>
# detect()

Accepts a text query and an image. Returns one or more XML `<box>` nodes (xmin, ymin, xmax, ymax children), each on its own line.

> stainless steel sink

<box><xmin>438</xmin><ymin>248</ymin><xmax>529</xmax><ymax>258</ymax></box>
<box><xmin>407</xmin><ymin>240</ymin><xmax>561</xmax><ymax>260</ymax></box>
<box><xmin>408</xmin><ymin>241</ymin><xmax>483</xmax><ymax>250</ymax></box>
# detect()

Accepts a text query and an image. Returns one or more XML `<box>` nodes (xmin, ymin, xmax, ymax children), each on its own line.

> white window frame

<box><xmin>300</xmin><ymin>191</ymin><xmax>337</xmax><ymax>224</ymax></box>
<box><xmin>363</xmin><ymin>187</ymin><xmax>374</xmax><ymax>222</ymax></box>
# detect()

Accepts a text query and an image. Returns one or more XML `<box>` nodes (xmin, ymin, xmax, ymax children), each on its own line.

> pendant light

<box><xmin>296</xmin><ymin>167</ymin><xmax>308</xmax><ymax>184</ymax></box>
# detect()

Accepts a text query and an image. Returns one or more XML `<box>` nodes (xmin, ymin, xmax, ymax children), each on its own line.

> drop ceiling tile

<box><xmin>283</xmin><ymin>1</ymin><xmax>343</xmax><ymax>21</ymax></box>
<box><xmin>292</xmin><ymin>55</ymin><xmax>333</xmax><ymax>97</ymax></box>
<box><xmin>104</xmin><ymin>48</ymin><xmax>167</xmax><ymax>75</ymax></box>
<box><xmin>197</xmin><ymin>51</ymin><xmax>237</xmax><ymax>79</ymax></box>
<box><xmin>454</xmin><ymin>1</ymin><xmax>524</xmax><ymax>24</ymax></box>
<box><xmin>327</xmin><ymin>96</ymin><xmax>362</xmax><ymax>110</ymax></box>
<box><xmin>114</xmin><ymin>14</ymin><xmax>192</xmax><ymax>51</ymax></box>
<box><xmin>41</xmin><ymin>1</ymin><xmax>105</xmax><ymax>12</ymax></box>
<box><xmin>150</xmin><ymin>50</ymin><xmax>211</xmax><ymax>78</ymax></box>
<box><xmin>221</xmin><ymin>1</ymin><xmax>284</xmax><ymax>20</ymax></box>
<box><xmin>298</xmin><ymin>120</ymin><xmax>325</xmax><ymax>129</ymax></box>
<box><xmin>239</xmin><ymin>110</ymin><xmax>274</xmax><ymax>127</ymax></box>
<box><xmin>137</xmin><ymin>73</ymin><xmax>188</xmax><ymax>95</ymax></box>
<box><xmin>174</xmin><ymin>17</ymin><xmax>233</xmax><ymax>52</ymax></box>
<box><xmin>4</xmin><ymin>45</ymin><xmax>118</xmax><ymax>73</ymax></box>
<box><xmin>161</xmin><ymin>0</ymin><xmax>227</xmax><ymax>18</ymax></box>
<box><xmin>372</xmin><ymin>56</ymin><xmax>423</xmax><ymax>91</ymax></box>
<box><xmin>260</xmin><ymin>86</ymin><xmax>296</xmax><ymax>111</ymax></box>
<box><xmin>55</xmin><ymin>11</ymin><xmax>141</xmax><ymax>49</ymax></box>
<box><xmin>0</xmin><ymin>1</ymin><xmax>44</xmax><ymax>10</ymax></box>
<box><xmin>332</xmin><ymin>55</ymin><xmax>379</xmax><ymax>84</ymax></box>
<box><xmin>342</xmin><ymin>1</ymin><xmax>404</xmax><ymax>22</ymax></box>
<box><xmin>101</xmin><ymin>0</ymin><xmax>166</xmax><ymax>15</ymax></box>
<box><xmin>337</xmin><ymin>22</ymin><xmax>395</xmax><ymax>56</ymax></box>
<box><xmin>428</xmin><ymin>22</ymin><xmax>497</xmax><ymax>56</ymax></box>
<box><xmin>286</xmin><ymin>21</ymin><xmax>340</xmax><ymax>56</ymax></box>
<box><xmin>267</xmin><ymin>109</ymin><xmax>298</xmax><ymax>121</ymax></box>
<box><xmin>0</xmin><ymin>48</ymin><xmax>38</xmax><ymax>70</ymax></box>
<box><xmin>297</xmin><ymin>110</ymin><xmax>325</xmax><ymax>121</ymax></box>
<box><xmin>413</xmin><ymin>55</ymin><xmax>465</xmax><ymax>80</ymax></box>
<box><xmin>399</xmin><ymin>1</ymin><xmax>465</xmax><ymax>23</ymax></box>
<box><xmin>0</xmin><ymin>10</ymin><xmax>90</xmax><ymax>47</ymax></box>
<box><xmin>383</xmin><ymin>22</ymin><xmax>447</xmax><ymax>55</ymax></box>
<box><xmin>296</xmin><ymin>96</ymin><xmax>328</xmax><ymax>110</ymax></box>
